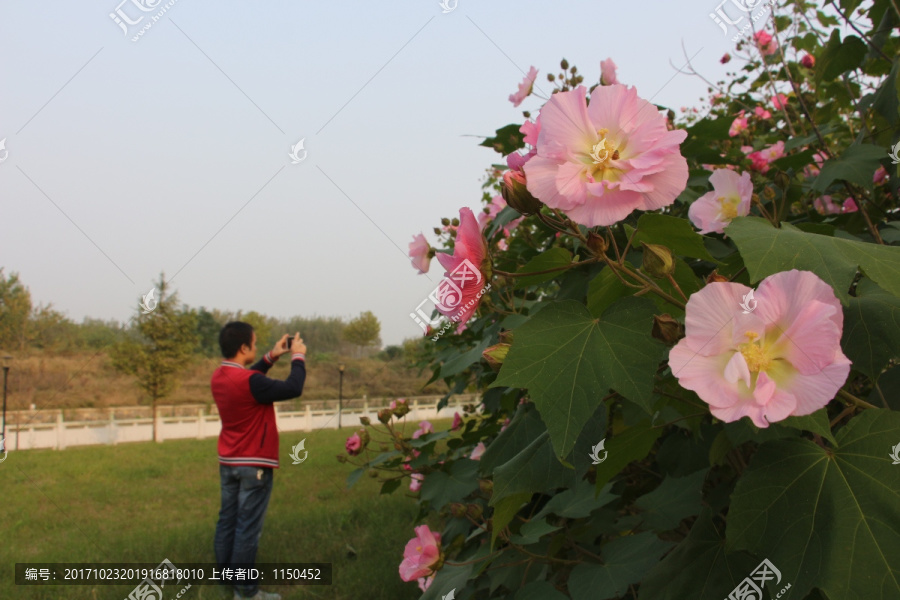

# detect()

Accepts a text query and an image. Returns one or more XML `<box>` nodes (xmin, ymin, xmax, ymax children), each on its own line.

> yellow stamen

<box><xmin>718</xmin><ymin>196</ymin><xmax>739</xmax><ymax>220</ymax></box>
<box><xmin>590</xmin><ymin>128</ymin><xmax>616</xmax><ymax>164</ymax></box>
<box><xmin>739</xmin><ymin>336</ymin><xmax>771</xmax><ymax>373</ymax></box>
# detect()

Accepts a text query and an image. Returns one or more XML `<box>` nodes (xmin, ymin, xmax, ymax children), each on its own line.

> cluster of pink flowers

<box><xmin>399</xmin><ymin>525</ymin><xmax>442</xmax><ymax>591</ymax></box>
<box><xmin>688</xmin><ymin>169</ymin><xmax>753</xmax><ymax>234</ymax></box>
<box><xmin>745</xmin><ymin>141</ymin><xmax>785</xmax><ymax>173</ymax></box>
<box><xmin>669</xmin><ymin>270</ymin><xmax>851</xmax><ymax>428</ymax></box>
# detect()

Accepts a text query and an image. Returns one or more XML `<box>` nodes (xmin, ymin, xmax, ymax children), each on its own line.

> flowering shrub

<box><xmin>351</xmin><ymin>3</ymin><xmax>900</xmax><ymax>599</ymax></box>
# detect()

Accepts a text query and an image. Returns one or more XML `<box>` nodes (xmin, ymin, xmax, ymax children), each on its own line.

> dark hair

<box><xmin>219</xmin><ymin>321</ymin><xmax>254</xmax><ymax>359</ymax></box>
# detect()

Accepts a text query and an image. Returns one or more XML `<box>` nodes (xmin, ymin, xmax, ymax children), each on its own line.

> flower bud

<box><xmin>502</xmin><ymin>170</ymin><xmax>543</xmax><ymax>215</ymax></box>
<box><xmin>499</xmin><ymin>329</ymin><xmax>514</xmax><ymax>345</ymax></box>
<box><xmin>377</xmin><ymin>408</ymin><xmax>392</xmax><ymax>424</ymax></box>
<box><xmin>451</xmin><ymin>218</ymin><xmax>460</xmax><ymax>226</ymax></box>
<box><xmin>560</xmin><ymin>58</ymin><xmax>569</xmax><ymax>70</ymax></box>
<box><xmin>706</xmin><ymin>271</ymin><xmax>729</xmax><ymax>284</ymax></box>
<box><xmin>751</xmin><ymin>193</ymin><xmax>760</xmax><ymax>205</ymax></box>
<box><xmin>359</xmin><ymin>416</ymin><xmax>371</xmax><ymax>426</ymax></box>
<box><xmin>762</xmin><ymin>186</ymin><xmax>776</xmax><ymax>201</ymax></box>
<box><xmin>441</xmin><ymin>217</ymin><xmax>451</xmax><ymax>226</ymax></box>
<box><xmin>393</xmin><ymin>400</ymin><xmax>410</xmax><ymax>418</ymax></box>
<box><xmin>774</xmin><ymin>171</ymin><xmax>791</xmax><ymax>189</ymax></box>
<box><xmin>547</xmin><ymin>73</ymin><xmax>556</xmax><ymax>82</ymax></box>
<box><xmin>357</xmin><ymin>428</ymin><xmax>370</xmax><ymax>448</ymax></box>
<box><xmin>642</xmin><ymin>243</ymin><xmax>675</xmax><ymax>278</ymax></box>
<box><xmin>586</xmin><ymin>231</ymin><xmax>609</xmax><ymax>255</ymax></box>
<box><xmin>367</xmin><ymin>470</ymin><xmax>378</xmax><ymax>478</ymax></box>
<box><xmin>652</xmin><ymin>314</ymin><xmax>684</xmax><ymax>345</ymax></box>
<box><xmin>449</xmin><ymin>502</ymin><xmax>467</xmax><ymax>518</ymax></box>
<box><xmin>466</xmin><ymin>503</ymin><xmax>484</xmax><ymax>520</ymax></box>
<box><xmin>336</xmin><ymin>454</ymin><xmax>347</xmax><ymax>463</ymax></box>
<box><xmin>478</xmin><ymin>479</ymin><xmax>493</xmax><ymax>495</ymax></box>
<box><xmin>482</xmin><ymin>343</ymin><xmax>510</xmax><ymax>372</ymax></box>
<box><xmin>433</xmin><ymin>227</ymin><xmax>442</xmax><ymax>235</ymax></box>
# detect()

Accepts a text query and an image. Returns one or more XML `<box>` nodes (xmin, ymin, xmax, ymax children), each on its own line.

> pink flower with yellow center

<box><xmin>669</xmin><ymin>270</ymin><xmax>851</xmax><ymax>428</ymax></box>
<box><xmin>729</xmin><ymin>113</ymin><xmax>748</xmax><ymax>137</ymax></box>
<box><xmin>399</xmin><ymin>525</ymin><xmax>442</xmax><ymax>582</ymax></box>
<box><xmin>523</xmin><ymin>85</ymin><xmax>688</xmax><ymax>227</ymax></box>
<box><xmin>688</xmin><ymin>169</ymin><xmax>753</xmax><ymax>234</ymax></box>
<box><xmin>509</xmin><ymin>66</ymin><xmax>538</xmax><ymax>107</ymax></box>
<box><xmin>408</xmin><ymin>233</ymin><xmax>431</xmax><ymax>274</ymax></box>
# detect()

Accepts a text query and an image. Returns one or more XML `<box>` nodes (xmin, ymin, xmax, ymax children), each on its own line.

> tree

<box><xmin>110</xmin><ymin>273</ymin><xmax>198</xmax><ymax>440</ymax></box>
<box><xmin>342</xmin><ymin>311</ymin><xmax>381</xmax><ymax>357</ymax></box>
<box><xmin>189</xmin><ymin>306</ymin><xmax>224</xmax><ymax>357</ymax></box>
<box><xmin>0</xmin><ymin>269</ymin><xmax>32</xmax><ymax>351</ymax></box>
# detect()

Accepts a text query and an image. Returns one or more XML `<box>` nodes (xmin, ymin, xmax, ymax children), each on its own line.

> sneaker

<box><xmin>234</xmin><ymin>591</ymin><xmax>282</xmax><ymax>600</ymax></box>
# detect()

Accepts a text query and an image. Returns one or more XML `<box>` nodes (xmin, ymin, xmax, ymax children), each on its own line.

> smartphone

<box><xmin>286</xmin><ymin>337</ymin><xmax>293</xmax><ymax>349</ymax></box>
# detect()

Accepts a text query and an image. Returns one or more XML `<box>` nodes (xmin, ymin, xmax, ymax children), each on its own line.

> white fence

<box><xmin>1</xmin><ymin>395</ymin><xmax>479</xmax><ymax>452</ymax></box>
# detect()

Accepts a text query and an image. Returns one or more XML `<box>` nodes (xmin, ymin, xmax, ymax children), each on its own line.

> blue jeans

<box><xmin>214</xmin><ymin>464</ymin><xmax>274</xmax><ymax>597</ymax></box>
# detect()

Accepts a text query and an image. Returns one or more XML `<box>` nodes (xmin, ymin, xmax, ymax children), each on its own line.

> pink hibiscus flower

<box><xmin>435</xmin><ymin>207</ymin><xmax>489</xmax><ymax>327</ymax></box>
<box><xmin>800</xmin><ymin>54</ymin><xmax>815</xmax><ymax>68</ymax></box>
<box><xmin>399</xmin><ymin>525</ymin><xmax>442</xmax><ymax>582</ymax></box>
<box><xmin>747</xmin><ymin>141</ymin><xmax>784</xmax><ymax>173</ymax></box>
<box><xmin>754</xmin><ymin>30</ymin><xmax>778</xmax><ymax>56</ymax></box>
<box><xmin>409</xmin><ymin>473</ymin><xmax>424</xmax><ymax>492</ymax></box>
<box><xmin>509</xmin><ymin>66</ymin><xmax>538</xmax><ymax>107</ymax></box>
<box><xmin>412</xmin><ymin>420</ymin><xmax>434</xmax><ymax>439</ymax></box>
<box><xmin>753</xmin><ymin>106</ymin><xmax>772</xmax><ymax>120</ymax></box>
<box><xmin>814</xmin><ymin>195</ymin><xmax>841</xmax><ymax>215</ymax></box>
<box><xmin>600</xmin><ymin>58</ymin><xmax>619</xmax><ymax>85</ymax></box>
<box><xmin>668</xmin><ymin>270</ymin><xmax>851</xmax><ymax>428</ymax></box>
<box><xmin>523</xmin><ymin>85</ymin><xmax>688</xmax><ymax>227</ymax></box>
<box><xmin>874</xmin><ymin>166</ymin><xmax>887</xmax><ymax>184</ymax></box>
<box><xmin>408</xmin><ymin>233</ymin><xmax>431</xmax><ymax>274</ymax></box>
<box><xmin>417</xmin><ymin>576</ymin><xmax>433</xmax><ymax>592</ymax></box>
<box><xmin>688</xmin><ymin>169</ymin><xmax>753</xmax><ymax>234</ymax></box>
<box><xmin>469</xmin><ymin>441</ymin><xmax>486</xmax><ymax>460</ymax></box>
<box><xmin>345</xmin><ymin>433</ymin><xmax>362</xmax><ymax>456</ymax></box>
<box><xmin>842</xmin><ymin>197</ymin><xmax>858</xmax><ymax>213</ymax></box>
<box><xmin>729</xmin><ymin>113</ymin><xmax>748</xmax><ymax>137</ymax></box>
<box><xmin>720</xmin><ymin>53</ymin><xmax>731</xmax><ymax>64</ymax></box>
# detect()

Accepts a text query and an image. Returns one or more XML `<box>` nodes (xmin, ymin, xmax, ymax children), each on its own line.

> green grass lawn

<box><xmin>1</xmin><ymin>421</ymin><xmax>439</xmax><ymax>600</ymax></box>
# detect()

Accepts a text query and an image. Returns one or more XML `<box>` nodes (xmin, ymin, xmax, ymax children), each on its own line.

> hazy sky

<box><xmin>0</xmin><ymin>0</ymin><xmax>746</xmax><ymax>347</ymax></box>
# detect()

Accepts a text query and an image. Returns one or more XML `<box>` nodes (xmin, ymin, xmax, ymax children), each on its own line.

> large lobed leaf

<box><xmin>727</xmin><ymin>409</ymin><xmax>900</xmax><ymax>600</ymax></box>
<box><xmin>492</xmin><ymin>298</ymin><xmax>665</xmax><ymax>458</ymax></box>
<box><xmin>726</xmin><ymin>217</ymin><xmax>900</xmax><ymax>303</ymax></box>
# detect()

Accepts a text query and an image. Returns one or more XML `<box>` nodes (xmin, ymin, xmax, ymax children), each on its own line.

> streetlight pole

<box><xmin>2</xmin><ymin>355</ymin><xmax>12</xmax><ymax>453</ymax></box>
<box><xmin>338</xmin><ymin>363</ymin><xmax>345</xmax><ymax>429</ymax></box>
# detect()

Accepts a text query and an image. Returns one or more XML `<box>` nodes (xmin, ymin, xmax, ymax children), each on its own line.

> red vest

<box><xmin>211</xmin><ymin>363</ymin><xmax>280</xmax><ymax>468</ymax></box>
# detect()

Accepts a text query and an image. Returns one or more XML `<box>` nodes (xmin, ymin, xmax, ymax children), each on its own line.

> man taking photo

<box><xmin>211</xmin><ymin>322</ymin><xmax>308</xmax><ymax>600</ymax></box>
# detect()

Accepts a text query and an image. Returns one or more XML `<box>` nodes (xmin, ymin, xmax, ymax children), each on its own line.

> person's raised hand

<box><xmin>272</xmin><ymin>334</ymin><xmax>290</xmax><ymax>358</ymax></box>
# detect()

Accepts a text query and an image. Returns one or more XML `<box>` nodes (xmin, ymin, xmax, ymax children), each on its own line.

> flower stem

<box><xmin>837</xmin><ymin>389</ymin><xmax>877</xmax><ymax>410</ymax></box>
<box><xmin>493</xmin><ymin>257</ymin><xmax>600</xmax><ymax>278</ymax></box>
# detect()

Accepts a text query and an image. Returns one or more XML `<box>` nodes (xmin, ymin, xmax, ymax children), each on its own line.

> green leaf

<box><xmin>480</xmin><ymin>123</ymin><xmax>525</xmax><ymax>155</ymax></box>
<box><xmin>778</xmin><ymin>408</ymin><xmax>838</xmax><ymax>446</ymax></box>
<box><xmin>813</xmin><ymin>144</ymin><xmax>885</xmax><ymax>191</ymax></box>
<box><xmin>632</xmin><ymin>213</ymin><xmax>717</xmax><ymax>262</ymax></box>
<box><xmin>594</xmin><ymin>419</ymin><xmax>663</xmax><ymax>492</ymax></box>
<box><xmin>638</xmin><ymin>508</ymin><xmax>760</xmax><ymax>600</ymax></box>
<box><xmin>815</xmin><ymin>31</ymin><xmax>867</xmax><ymax>83</ymax></box>
<box><xmin>843</xmin><ymin>279</ymin><xmax>900</xmax><ymax>380</ymax></box>
<box><xmin>514</xmin><ymin>582</ymin><xmax>569</xmax><ymax>600</ymax></box>
<box><xmin>727</xmin><ymin>409</ymin><xmax>900</xmax><ymax>600</ymax></box>
<box><xmin>726</xmin><ymin>217</ymin><xmax>900</xmax><ymax>303</ymax></box>
<box><xmin>514</xmin><ymin>247</ymin><xmax>574</xmax><ymax>288</ymax></box>
<box><xmin>586</xmin><ymin>267</ymin><xmax>633</xmax><ymax>318</ymax></box>
<box><xmin>492</xmin><ymin>298</ymin><xmax>665</xmax><ymax>458</ymax></box>
<box><xmin>490</xmin><ymin>431</ymin><xmax>577</xmax><ymax>506</ymax></box>
<box><xmin>346</xmin><ymin>467</ymin><xmax>365</xmax><ymax>489</ymax></box>
<box><xmin>479</xmin><ymin>405</ymin><xmax>548</xmax><ymax>473</ymax></box>
<box><xmin>568</xmin><ymin>532</ymin><xmax>673</xmax><ymax>600</ymax></box>
<box><xmin>634</xmin><ymin>469</ymin><xmax>707</xmax><ymax>532</ymax></box>
<box><xmin>379</xmin><ymin>478</ymin><xmax>401</xmax><ymax>495</ymax></box>
<box><xmin>439</xmin><ymin>336</ymin><xmax>493</xmax><ymax>378</ymax></box>
<box><xmin>533</xmin><ymin>480</ymin><xmax>617</xmax><ymax>520</ymax></box>
<box><xmin>490</xmin><ymin>492</ymin><xmax>532</xmax><ymax>549</ymax></box>
<box><xmin>419</xmin><ymin>459</ymin><xmax>480</xmax><ymax>508</ymax></box>
<box><xmin>508</xmin><ymin>517</ymin><xmax>561</xmax><ymax>545</ymax></box>
<box><xmin>420</xmin><ymin>563</ymin><xmax>474</xmax><ymax>600</ymax></box>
